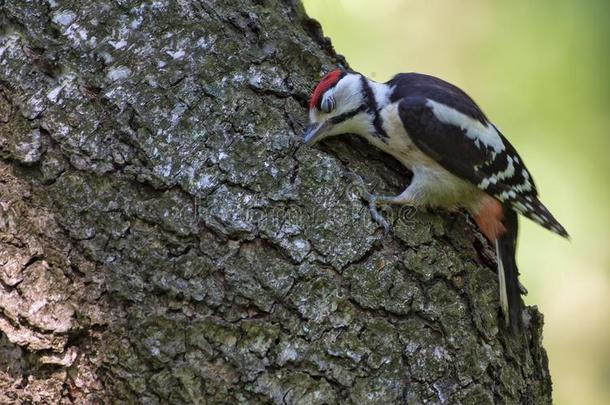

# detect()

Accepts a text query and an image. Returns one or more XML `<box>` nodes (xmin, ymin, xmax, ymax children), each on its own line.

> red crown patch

<box><xmin>309</xmin><ymin>69</ymin><xmax>345</xmax><ymax>109</ymax></box>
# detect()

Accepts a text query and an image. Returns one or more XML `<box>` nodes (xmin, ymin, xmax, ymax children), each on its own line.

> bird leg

<box><xmin>346</xmin><ymin>173</ymin><xmax>413</xmax><ymax>234</ymax></box>
<box><xmin>363</xmin><ymin>193</ymin><xmax>392</xmax><ymax>234</ymax></box>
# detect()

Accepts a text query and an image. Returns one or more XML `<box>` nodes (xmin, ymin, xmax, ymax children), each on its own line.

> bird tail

<box><xmin>496</xmin><ymin>207</ymin><xmax>522</xmax><ymax>335</ymax></box>
<box><xmin>509</xmin><ymin>196</ymin><xmax>569</xmax><ymax>239</ymax></box>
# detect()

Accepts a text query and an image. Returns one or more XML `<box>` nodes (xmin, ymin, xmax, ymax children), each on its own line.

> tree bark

<box><xmin>0</xmin><ymin>0</ymin><xmax>552</xmax><ymax>403</ymax></box>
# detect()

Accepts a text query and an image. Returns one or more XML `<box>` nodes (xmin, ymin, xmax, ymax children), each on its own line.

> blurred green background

<box><xmin>303</xmin><ymin>1</ymin><xmax>610</xmax><ymax>403</ymax></box>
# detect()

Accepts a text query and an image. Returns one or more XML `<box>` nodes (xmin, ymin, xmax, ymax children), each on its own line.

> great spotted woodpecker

<box><xmin>304</xmin><ymin>68</ymin><xmax>568</xmax><ymax>334</ymax></box>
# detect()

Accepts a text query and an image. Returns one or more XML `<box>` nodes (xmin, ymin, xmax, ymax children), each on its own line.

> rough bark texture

<box><xmin>0</xmin><ymin>1</ymin><xmax>552</xmax><ymax>403</ymax></box>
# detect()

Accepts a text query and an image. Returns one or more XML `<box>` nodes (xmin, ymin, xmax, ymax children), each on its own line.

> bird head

<box><xmin>303</xmin><ymin>68</ymin><xmax>374</xmax><ymax>145</ymax></box>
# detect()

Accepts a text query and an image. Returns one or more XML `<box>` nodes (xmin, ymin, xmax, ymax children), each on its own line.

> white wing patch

<box><xmin>426</xmin><ymin>99</ymin><xmax>505</xmax><ymax>153</ymax></box>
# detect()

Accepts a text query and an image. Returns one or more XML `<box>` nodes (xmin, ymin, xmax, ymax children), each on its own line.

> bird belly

<box><xmin>407</xmin><ymin>164</ymin><xmax>483</xmax><ymax>209</ymax></box>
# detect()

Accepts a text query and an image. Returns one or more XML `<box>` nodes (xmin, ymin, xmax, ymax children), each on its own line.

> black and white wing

<box><xmin>388</xmin><ymin>73</ymin><xmax>568</xmax><ymax>237</ymax></box>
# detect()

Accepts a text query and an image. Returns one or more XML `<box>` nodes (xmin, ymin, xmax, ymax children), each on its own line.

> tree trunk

<box><xmin>0</xmin><ymin>1</ymin><xmax>552</xmax><ymax>403</ymax></box>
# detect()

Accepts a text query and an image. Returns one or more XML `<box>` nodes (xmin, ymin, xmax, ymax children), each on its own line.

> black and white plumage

<box><xmin>390</xmin><ymin>74</ymin><xmax>568</xmax><ymax>237</ymax></box>
<box><xmin>304</xmin><ymin>68</ymin><xmax>569</xmax><ymax>334</ymax></box>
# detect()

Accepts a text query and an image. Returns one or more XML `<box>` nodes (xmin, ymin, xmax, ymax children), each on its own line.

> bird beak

<box><xmin>303</xmin><ymin>121</ymin><xmax>331</xmax><ymax>146</ymax></box>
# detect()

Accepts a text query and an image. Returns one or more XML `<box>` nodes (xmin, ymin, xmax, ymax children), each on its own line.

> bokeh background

<box><xmin>303</xmin><ymin>1</ymin><xmax>610</xmax><ymax>403</ymax></box>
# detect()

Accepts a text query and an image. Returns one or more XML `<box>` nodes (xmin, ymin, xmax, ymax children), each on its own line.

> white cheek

<box><xmin>338</xmin><ymin>91</ymin><xmax>363</xmax><ymax>113</ymax></box>
<box><xmin>333</xmin><ymin>74</ymin><xmax>363</xmax><ymax>111</ymax></box>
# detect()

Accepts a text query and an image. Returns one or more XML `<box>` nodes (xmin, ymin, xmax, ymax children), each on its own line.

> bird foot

<box><xmin>345</xmin><ymin>172</ymin><xmax>391</xmax><ymax>234</ymax></box>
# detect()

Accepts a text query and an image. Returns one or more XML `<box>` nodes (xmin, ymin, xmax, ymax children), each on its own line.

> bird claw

<box><xmin>345</xmin><ymin>172</ymin><xmax>391</xmax><ymax>234</ymax></box>
<box><xmin>368</xmin><ymin>197</ymin><xmax>391</xmax><ymax>235</ymax></box>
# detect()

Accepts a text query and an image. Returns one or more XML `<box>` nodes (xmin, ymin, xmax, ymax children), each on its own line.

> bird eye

<box><xmin>320</xmin><ymin>96</ymin><xmax>335</xmax><ymax>113</ymax></box>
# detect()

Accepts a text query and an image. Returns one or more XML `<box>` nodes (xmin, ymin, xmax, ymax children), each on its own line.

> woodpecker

<box><xmin>303</xmin><ymin>68</ymin><xmax>568</xmax><ymax>334</ymax></box>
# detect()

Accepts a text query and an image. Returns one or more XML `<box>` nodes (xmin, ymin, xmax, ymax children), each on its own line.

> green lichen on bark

<box><xmin>0</xmin><ymin>0</ymin><xmax>552</xmax><ymax>403</ymax></box>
